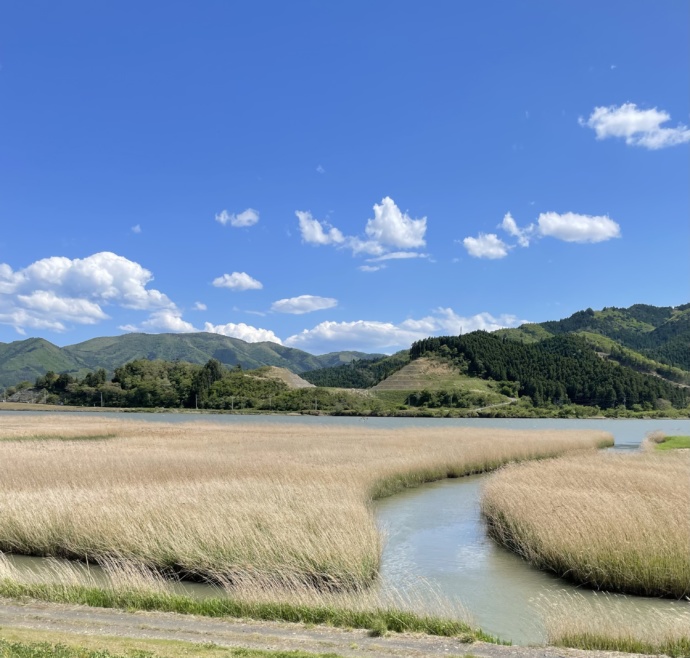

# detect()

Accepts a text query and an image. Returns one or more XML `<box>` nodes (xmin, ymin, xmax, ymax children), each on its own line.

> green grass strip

<box><xmin>555</xmin><ymin>632</ymin><xmax>690</xmax><ymax>658</ymax></box>
<box><xmin>0</xmin><ymin>638</ymin><xmax>347</xmax><ymax>658</ymax></box>
<box><xmin>0</xmin><ymin>434</ymin><xmax>116</xmax><ymax>442</ymax></box>
<box><xmin>0</xmin><ymin>581</ymin><xmax>500</xmax><ymax>644</ymax></box>
<box><xmin>656</xmin><ymin>435</ymin><xmax>690</xmax><ymax>450</ymax></box>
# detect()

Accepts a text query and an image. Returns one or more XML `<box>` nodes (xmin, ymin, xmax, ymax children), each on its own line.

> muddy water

<box><xmin>2</xmin><ymin>415</ymin><xmax>689</xmax><ymax>644</ymax></box>
<box><xmin>375</xmin><ymin>418</ymin><xmax>690</xmax><ymax>644</ymax></box>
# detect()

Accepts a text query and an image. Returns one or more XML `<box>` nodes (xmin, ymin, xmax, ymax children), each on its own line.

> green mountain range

<box><xmin>302</xmin><ymin>303</ymin><xmax>690</xmax><ymax>398</ymax></box>
<box><xmin>0</xmin><ymin>332</ymin><xmax>381</xmax><ymax>388</ymax></box>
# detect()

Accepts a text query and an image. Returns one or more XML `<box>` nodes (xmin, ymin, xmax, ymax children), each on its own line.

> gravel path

<box><xmin>0</xmin><ymin>598</ymin><xmax>656</xmax><ymax>658</ymax></box>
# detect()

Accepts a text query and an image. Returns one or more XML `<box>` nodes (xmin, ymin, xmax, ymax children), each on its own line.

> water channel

<box><xmin>2</xmin><ymin>413</ymin><xmax>689</xmax><ymax>644</ymax></box>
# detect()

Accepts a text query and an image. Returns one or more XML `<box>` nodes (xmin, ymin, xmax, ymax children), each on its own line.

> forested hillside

<box><xmin>498</xmin><ymin>303</ymin><xmax>690</xmax><ymax>373</ymax></box>
<box><xmin>410</xmin><ymin>332</ymin><xmax>687</xmax><ymax>410</ymax></box>
<box><xmin>301</xmin><ymin>351</ymin><xmax>410</xmax><ymax>387</ymax></box>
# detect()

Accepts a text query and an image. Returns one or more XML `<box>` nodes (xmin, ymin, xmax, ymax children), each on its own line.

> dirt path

<box><xmin>0</xmin><ymin>598</ymin><xmax>654</xmax><ymax>658</ymax></box>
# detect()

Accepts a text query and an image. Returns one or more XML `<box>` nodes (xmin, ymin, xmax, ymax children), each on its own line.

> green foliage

<box><xmin>410</xmin><ymin>332</ymin><xmax>689</xmax><ymax>410</ymax></box>
<box><xmin>301</xmin><ymin>351</ymin><xmax>410</xmax><ymax>388</ymax></box>
<box><xmin>655</xmin><ymin>436</ymin><xmax>690</xmax><ymax>450</ymax></box>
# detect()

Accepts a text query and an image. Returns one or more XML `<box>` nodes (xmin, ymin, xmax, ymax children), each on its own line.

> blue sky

<box><xmin>1</xmin><ymin>0</ymin><xmax>688</xmax><ymax>354</ymax></box>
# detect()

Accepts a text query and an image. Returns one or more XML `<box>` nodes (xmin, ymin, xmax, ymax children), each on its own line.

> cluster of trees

<box><xmin>410</xmin><ymin>332</ymin><xmax>688</xmax><ymax>410</ymax></box>
<box><xmin>302</xmin><ymin>351</ymin><xmax>410</xmax><ymax>388</ymax></box>
<box><xmin>30</xmin><ymin>359</ymin><xmax>373</xmax><ymax>413</ymax></box>
<box><xmin>403</xmin><ymin>388</ymin><xmax>502</xmax><ymax>409</ymax></box>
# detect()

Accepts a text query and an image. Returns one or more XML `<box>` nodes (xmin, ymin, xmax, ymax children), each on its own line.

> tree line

<box><xmin>30</xmin><ymin>359</ymin><xmax>371</xmax><ymax>412</ymax></box>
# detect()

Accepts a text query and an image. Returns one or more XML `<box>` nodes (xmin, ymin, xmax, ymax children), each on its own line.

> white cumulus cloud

<box><xmin>215</xmin><ymin>208</ymin><xmax>260</xmax><ymax>227</ymax></box>
<box><xmin>284</xmin><ymin>308</ymin><xmax>526</xmax><ymax>353</ymax></box>
<box><xmin>296</xmin><ymin>198</ymin><xmax>429</xmax><ymax>265</ymax></box>
<box><xmin>192</xmin><ymin>302</ymin><xmax>207</xmax><ymax>311</ymax></box>
<box><xmin>537</xmin><ymin>211</ymin><xmax>621</xmax><ymax>243</ymax></box>
<box><xmin>0</xmin><ymin>252</ymin><xmax>175</xmax><ymax>333</ymax></box>
<box><xmin>296</xmin><ymin>211</ymin><xmax>345</xmax><ymax>246</ymax></box>
<box><xmin>212</xmin><ymin>272</ymin><xmax>263</xmax><ymax>291</ymax></box>
<box><xmin>364</xmin><ymin>197</ymin><xmax>427</xmax><ymax>249</ymax></box>
<box><xmin>271</xmin><ymin>295</ymin><xmax>338</xmax><ymax>315</ymax></box>
<box><xmin>358</xmin><ymin>265</ymin><xmax>385</xmax><ymax>272</ymax></box>
<box><xmin>462</xmin><ymin>233</ymin><xmax>511</xmax><ymax>259</ymax></box>
<box><xmin>203</xmin><ymin>321</ymin><xmax>282</xmax><ymax>344</ymax></box>
<box><xmin>579</xmin><ymin>103</ymin><xmax>690</xmax><ymax>149</ymax></box>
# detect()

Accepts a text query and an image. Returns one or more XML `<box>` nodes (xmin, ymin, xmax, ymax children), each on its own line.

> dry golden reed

<box><xmin>0</xmin><ymin>415</ymin><xmax>610</xmax><ymax>590</ymax></box>
<box><xmin>481</xmin><ymin>450</ymin><xmax>690</xmax><ymax>597</ymax></box>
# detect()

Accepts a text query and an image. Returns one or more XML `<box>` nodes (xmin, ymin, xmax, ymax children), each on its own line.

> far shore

<box><xmin>0</xmin><ymin>400</ymin><xmax>686</xmax><ymax>420</ymax></box>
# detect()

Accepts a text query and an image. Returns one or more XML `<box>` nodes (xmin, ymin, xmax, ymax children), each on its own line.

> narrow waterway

<box><xmin>2</xmin><ymin>414</ymin><xmax>689</xmax><ymax>644</ymax></box>
<box><xmin>376</xmin><ymin>418</ymin><xmax>690</xmax><ymax>644</ymax></box>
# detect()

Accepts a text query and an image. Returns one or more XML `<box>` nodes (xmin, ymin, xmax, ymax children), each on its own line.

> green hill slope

<box><xmin>0</xmin><ymin>338</ymin><xmax>86</xmax><ymax>387</ymax></box>
<box><xmin>0</xmin><ymin>332</ymin><xmax>378</xmax><ymax>388</ymax></box>
<box><xmin>496</xmin><ymin>303</ymin><xmax>690</xmax><ymax>376</ymax></box>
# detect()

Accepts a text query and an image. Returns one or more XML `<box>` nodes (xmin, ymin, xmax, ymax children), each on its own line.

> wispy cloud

<box><xmin>271</xmin><ymin>295</ymin><xmax>338</xmax><ymax>315</ymax></box>
<box><xmin>215</xmin><ymin>208</ymin><xmax>260</xmax><ymax>227</ymax></box>
<box><xmin>131</xmin><ymin>224</ymin><xmax>142</xmax><ymax>234</ymax></box>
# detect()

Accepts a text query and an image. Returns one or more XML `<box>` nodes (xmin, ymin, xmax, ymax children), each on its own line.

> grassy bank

<box><xmin>481</xmin><ymin>451</ymin><xmax>690</xmax><ymax>598</ymax></box>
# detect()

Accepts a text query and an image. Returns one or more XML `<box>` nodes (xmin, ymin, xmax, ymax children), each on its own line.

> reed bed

<box><xmin>481</xmin><ymin>451</ymin><xmax>690</xmax><ymax>598</ymax></box>
<box><xmin>0</xmin><ymin>416</ymin><xmax>609</xmax><ymax>594</ymax></box>
<box><xmin>542</xmin><ymin>592</ymin><xmax>690</xmax><ymax>657</ymax></box>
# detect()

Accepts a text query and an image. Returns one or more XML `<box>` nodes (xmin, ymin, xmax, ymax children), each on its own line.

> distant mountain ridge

<box><xmin>0</xmin><ymin>332</ymin><xmax>382</xmax><ymax>388</ymax></box>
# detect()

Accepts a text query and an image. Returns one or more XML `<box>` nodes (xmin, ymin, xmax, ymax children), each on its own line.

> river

<box><xmin>2</xmin><ymin>413</ymin><xmax>689</xmax><ymax>644</ymax></box>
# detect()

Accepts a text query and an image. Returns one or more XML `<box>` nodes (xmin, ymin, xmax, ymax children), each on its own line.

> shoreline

<box><xmin>0</xmin><ymin>401</ymin><xmax>685</xmax><ymax>420</ymax></box>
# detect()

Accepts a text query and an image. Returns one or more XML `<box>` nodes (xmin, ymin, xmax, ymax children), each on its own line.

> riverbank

<box><xmin>0</xmin><ymin>598</ymin><xmax>672</xmax><ymax>658</ymax></box>
<box><xmin>1</xmin><ymin>400</ymin><xmax>687</xmax><ymax>420</ymax></box>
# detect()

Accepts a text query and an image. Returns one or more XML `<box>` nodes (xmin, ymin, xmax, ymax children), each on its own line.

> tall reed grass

<box><xmin>0</xmin><ymin>416</ymin><xmax>609</xmax><ymax>592</ymax></box>
<box><xmin>481</xmin><ymin>451</ymin><xmax>690</xmax><ymax>598</ymax></box>
<box><xmin>542</xmin><ymin>591</ymin><xmax>690</xmax><ymax>657</ymax></box>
